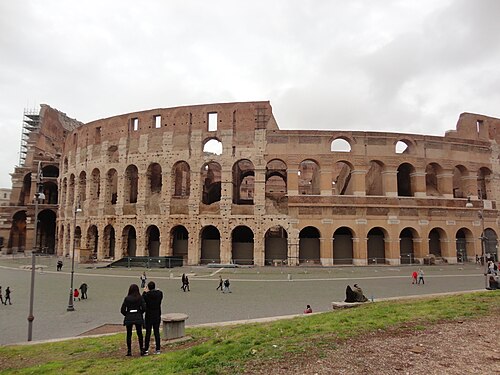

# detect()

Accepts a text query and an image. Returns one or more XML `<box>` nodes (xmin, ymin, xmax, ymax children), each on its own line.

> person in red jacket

<box><xmin>73</xmin><ymin>288</ymin><xmax>80</xmax><ymax>301</ymax></box>
<box><xmin>412</xmin><ymin>271</ymin><xmax>418</xmax><ymax>284</ymax></box>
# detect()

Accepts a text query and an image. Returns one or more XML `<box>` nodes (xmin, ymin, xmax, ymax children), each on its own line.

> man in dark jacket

<box><xmin>142</xmin><ymin>281</ymin><xmax>163</xmax><ymax>355</ymax></box>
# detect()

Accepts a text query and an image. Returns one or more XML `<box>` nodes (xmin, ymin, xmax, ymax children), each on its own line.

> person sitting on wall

<box><xmin>344</xmin><ymin>285</ymin><xmax>358</xmax><ymax>303</ymax></box>
<box><xmin>353</xmin><ymin>284</ymin><xmax>369</xmax><ymax>302</ymax></box>
<box><xmin>304</xmin><ymin>304</ymin><xmax>313</xmax><ymax>314</ymax></box>
<box><xmin>487</xmin><ymin>276</ymin><xmax>499</xmax><ymax>290</ymax></box>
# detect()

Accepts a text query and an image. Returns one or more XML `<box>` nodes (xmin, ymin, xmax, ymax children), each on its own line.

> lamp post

<box><xmin>28</xmin><ymin>161</ymin><xmax>45</xmax><ymax>341</ymax></box>
<box><xmin>67</xmin><ymin>203</ymin><xmax>82</xmax><ymax>311</ymax></box>
<box><xmin>467</xmin><ymin>195</ymin><xmax>489</xmax><ymax>289</ymax></box>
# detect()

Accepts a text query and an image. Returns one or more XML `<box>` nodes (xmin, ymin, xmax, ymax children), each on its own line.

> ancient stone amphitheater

<box><xmin>1</xmin><ymin>101</ymin><xmax>499</xmax><ymax>266</ymax></box>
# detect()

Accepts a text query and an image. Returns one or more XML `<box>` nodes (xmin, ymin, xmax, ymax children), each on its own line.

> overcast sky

<box><xmin>1</xmin><ymin>0</ymin><xmax>499</xmax><ymax>188</ymax></box>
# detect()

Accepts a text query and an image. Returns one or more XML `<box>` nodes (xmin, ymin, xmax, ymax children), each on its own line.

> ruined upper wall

<box><xmin>65</xmin><ymin>101</ymin><xmax>276</xmax><ymax>151</ymax></box>
<box><xmin>445</xmin><ymin>112</ymin><xmax>500</xmax><ymax>142</ymax></box>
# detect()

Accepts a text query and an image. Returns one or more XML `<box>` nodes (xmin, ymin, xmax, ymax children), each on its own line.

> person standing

<box><xmin>4</xmin><ymin>286</ymin><xmax>12</xmax><ymax>305</ymax></box>
<box><xmin>140</xmin><ymin>272</ymin><xmax>147</xmax><ymax>289</ymax></box>
<box><xmin>0</xmin><ymin>286</ymin><xmax>4</xmax><ymax>305</ymax></box>
<box><xmin>216</xmin><ymin>275</ymin><xmax>223</xmax><ymax>291</ymax></box>
<box><xmin>79</xmin><ymin>283</ymin><xmax>88</xmax><ymax>299</ymax></box>
<box><xmin>73</xmin><ymin>288</ymin><xmax>80</xmax><ymax>301</ymax></box>
<box><xmin>121</xmin><ymin>284</ymin><xmax>146</xmax><ymax>357</ymax></box>
<box><xmin>411</xmin><ymin>270</ymin><xmax>418</xmax><ymax>284</ymax></box>
<box><xmin>142</xmin><ymin>281</ymin><xmax>163</xmax><ymax>355</ymax></box>
<box><xmin>223</xmin><ymin>279</ymin><xmax>231</xmax><ymax>293</ymax></box>
<box><xmin>57</xmin><ymin>260</ymin><xmax>63</xmax><ymax>271</ymax></box>
<box><xmin>417</xmin><ymin>268</ymin><xmax>425</xmax><ymax>285</ymax></box>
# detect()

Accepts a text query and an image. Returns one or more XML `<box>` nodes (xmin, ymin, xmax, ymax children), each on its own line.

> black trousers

<box><xmin>144</xmin><ymin>320</ymin><xmax>161</xmax><ymax>351</ymax></box>
<box><xmin>126</xmin><ymin>323</ymin><xmax>143</xmax><ymax>352</ymax></box>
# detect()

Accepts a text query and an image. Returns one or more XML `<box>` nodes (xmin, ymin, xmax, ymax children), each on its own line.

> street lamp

<box><xmin>28</xmin><ymin>161</ymin><xmax>45</xmax><ymax>341</ymax></box>
<box><xmin>467</xmin><ymin>195</ymin><xmax>489</xmax><ymax>289</ymax></box>
<box><xmin>67</xmin><ymin>202</ymin><xmax>82</xmax><ymax>311</ymax></box>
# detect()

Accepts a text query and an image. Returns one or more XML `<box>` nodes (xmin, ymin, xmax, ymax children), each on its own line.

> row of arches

<box><xmin>60</xmin><ymin>223</ymin><xmax>498</xmax><ymax>265</ymax></box>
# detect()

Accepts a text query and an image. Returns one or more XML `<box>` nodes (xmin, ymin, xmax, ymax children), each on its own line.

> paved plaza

<box><xmin>0</xmin><ymin>255</ymin><xmax>488</xmax><ymax>346</ymax></box>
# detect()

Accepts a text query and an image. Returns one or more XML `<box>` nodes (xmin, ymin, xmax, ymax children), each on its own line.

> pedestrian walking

<box><xmin>411</xmin><ymin>270</ymin><xmax>418</xmax><ymax>284</ymax></box>
<box><xmin>184</xmin><ymin>275</ymin><xmax>190</xmax><ymax>292</ymax></box>
<box><xmin>142</xmin><ymin>281</ymin><xmax>163</xmax><ymax>355</ymax></box>
<box><xmin>223</xmin><ymin>278</ymin><xmax>231</xmax><ymax>293</ymax></box>
<box><xmin>56</xmin><ymin>260</ymin><xmax>63</xmax><ymax>271</ymax></box>
<box><xmin>73</xmin><ymin>288</ymin><xmax>80</xmax><ymax>301</ymax></box>
<box><xmin>216</xmin><ymin>275</ymin><xmax>223</xmax><ymax>291</ymax></box>
<box><xmin>79</xmin><ymin>283</ymin><xmax>88</xmax><ymax>299</ymax></box>
<box><xmin>4</xmin><ymin>286</ymin><xmax>12</xmax><ymax>305</ymax></box>
<box><xmin>140</xmin><ymin>272</ymin><xmax>147</xmax><ymax>289</ymax></box>
<box><xmin>181</xmin><ymin>273</ymin><xmax>186</xmax><ymax>291</ymax></box>
<box><xmin>121</xmin><ymin>284</ymin><xmax>147</xmax><ymax>357</ymax></box>
<box><xmin>0</xmin><ymin>286</ymin><xmax>4</xmax><ymax>305</ymax></box>
<box><xmin>417</xmin><ymin>268</ymin><xmax>425</xmax><ymax>285</ymax></box>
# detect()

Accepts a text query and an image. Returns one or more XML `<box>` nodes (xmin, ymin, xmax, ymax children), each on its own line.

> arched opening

<box><xmin>42</xmin><ymin>165</ymin><xmax>59</xmax><ymax>178</ymax></box>
<box><xmin>147</xmin><ymin>163</ymin><xmax>163</xmax><ymax>194</ymax></box>
<box><xmin>90</xmin><ymin>168</ymin><xmax>101</xmax><ymax>201</ymax></box>
<box><xmin>298</xmin><ymin>159</ymin><xmax>320</xmax><ymax>195</ymax></box>
<box><xmin>395</xmin><ymin>140</ymin><xmax>411</xmax><ymax>154</ymax></box>
<box><xmin>400</xmin><ymin>228</ymin><xmax>416</xmax><ymax>264</ymax></box>
<box><xmin>332</xmin><ymin>161</ymin><xmax>353</xmax><ymax>195</ymax></box>
<box><xmin>74</xmin><ymin>226</ymin><xmax>82</xmax><ymax>255</ymax></box>
<box><xmin>106</xmin><ymin>169</ymin><xmax>118</xmax><ymax>205</ymax></box>
<box><xmin>299</xmin><ymin>226</ymin><xmax>320</xmax><ymax>264</ymax></box>
<box><xmin>232</xmin><ymin>159</ymin><xmax>255</xmax><ymax>205</ymax></box>
<box><xmin>124</xmin><ymin>165</ymin><xmax>139</xmax><ymax>204</ymax></box>
<box><xmin>366</xmin><ymin>160</ymin><xmax>384</xmax><ymax>196</ymax></box>
<box><xmin>397</xmin><ymin>163</ymin><xmax>414</xmax><ymax>197</ymax></box>
<box><xmin>333</xmin><ymin>227</ymin><xmax>353</xmax><ymax>265</ymax></box>
<box><xmin>146</xmin><ymin>225</ymin><xmax>160</xmax><ymax>257</ymax></box>
<box><xmin>455</xmin><ymin>228</ymin><xmax>472</xmax><ymax>263</ymax></box>
<box><xmin>331</xmin><ymin>138</ymin><xmax>351</xmax><ymax>152</ymax></box>
<box><xmin>484</xmin><ymin>228</ymin><xmax>498</xmax><ymax>262</ymax></box>
<box><xmin>200</xmin><ymin>226</ymin><xmax>220</xmax><ymax>264</ymax></box>
<box><xmin>429</xmin><ymin>228</ymin><xmax>445</xmax><ymax>258</ymax></box>
<box><xmin>203</xmin><ymin>138</ymin><xmax>222</xmax><ymax>155</ymax></box>
<box><xmin>7</xmin><ymin>211</ymin><xmax>27</xmax><ymax>253</ymax></box>
<box><xmin>426</xmin><ymin>163</ymin><xmax>443</xmax><ymax>196</ymax></box>
<box><xmin>19</xmin><ymin>173</ymin><xmax>32</xmax><ymax>206</ymax></box>
<box><xmin>171</xmin><ymin>226</ymin><xmax>189</xmax><ymax>260</ymax></box>
<box><xmin>477</xmin><ymin>167</ymin><xmax>492</xmax><ymax>200</ymax></box>
<box><xmin>87</xmin><ymin>225</ymin><xmax>99</xmax><ymax>259</ymax></box>
<box><xmin>231</xmin><ymin>226</ymin><xmax>254</xmax><ymax>265</ymax></box>
<box><xmin>37</xmin><ymin>209</ymin><xmax>56</xmax><ymax>254</ymax></box>
<box><xmin>68</xmin><ymin>174</ymin><xmax>76</xmax><ymax>208</ymax></box>
<box><xmin>453</xmin><ymin>165</ymin><xmax>468</xmax><ymax>198</ymax></box>
<box><xmin>201</xmin><ymin>162</ymin><xmax>221</xmax><ymax>205</ymax></box>
<box><xmin>42</xmin><ymin>181</ymin><xmax>58</xmax><ymax>204</ymax></box>
<box><xmin>367</xmin><ymin>227</ymin><xmax>386</xmax><ymax>264</ymax></box>
<box><xmin>103</xmin><ymin>225</ymin><xmax>116</xmax><ymax>259</ymax></box>
<box><xmin>78</xmin><ymin>171</ymin><xmax>86</xmax><ymax>203</ymax></box>
<box><xmin>264</xmin><ymin>226</ymin><xmax>288</xmax><ymax>265</ymax></box>
<box><xmin>172</xmin><ymin>161</ymin><xmax>190</xmax><ymax>197</ymax></box>
<box><xmin>122</xmin><ymin>226</ymin><xmax>137</xmax><ymax>257</ymax></box>
<box><xmin>265</xmin><ymin>159</ymin><xmax>287</xmax><ymax>214</ymax></box>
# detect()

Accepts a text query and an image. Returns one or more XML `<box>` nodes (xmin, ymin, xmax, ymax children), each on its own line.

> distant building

<box><xmin>0</xmin><ymin>188</ymin><xmax>11</xmax><ymax>206</ymax></box>
<box><xmin>0</xmin><ymin>101</ymin><xmax>498</xmax><ymax>264</ymax></box>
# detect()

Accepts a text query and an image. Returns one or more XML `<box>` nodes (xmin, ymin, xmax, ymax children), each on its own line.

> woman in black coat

<box><xmin>121</xmin><ymin>284</ymin><xmax>147</xmax><ymax>356</ymax></box>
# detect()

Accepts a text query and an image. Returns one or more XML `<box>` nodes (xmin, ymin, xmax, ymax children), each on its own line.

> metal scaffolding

<box><xmin>18</xmin><ymin>108</ymin><xmax>40</xmax><ymax>167</ymax></box>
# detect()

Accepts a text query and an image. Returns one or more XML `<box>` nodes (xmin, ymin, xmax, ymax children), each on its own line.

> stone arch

<box><xmin>203</xmin><ymin>138</ymin><xmax>222</xmax><ymax>155</ymax></box>
<box><xmin>333</xmin><ymin>226</ymin><xmax>354</xmax><ymax>265</ymax></box>
<box><xmin>455</xmin><ymin>228</ymin><xmax>473</xmax><ymax>262</ymax></box>
<box><xmin>78</xmin><ymin>171</ymin><xmax>86</xmax><ymax>203</ymax></box>
<box><xmin>103</xmin><ymin>224</ymin><xmax>116</xmax><ymax>259</ymax></box>
<box><xmin>19</xmin><ymin>173</ymin><xmax>32</xmax><ymax>206</ymax></box>
<box><xmin>429</xmin><ymin>227</ymin><xmax>447</xmax><ymax>257</ymax></box>
<box><xmin>105</xmin><ymin>169</ymin><xmax>118</xmax><ymax>205</ymax></box>
<box><xmin>298</xmin><ymin>159</ymin><xmax>320</xmax><ymax>195</ymax></box>
<box><xmin>171</xmin><ymin>225</ymin><xmax>189</xmax><ymax>260</ymax></box>
<box><xmin>265</xmin><ymin>159</ymin><xmax>287</xmax><ymax>213</ymax></box>
<box><xmin>366</xmin><ymin>160</ymin><xmax>385</xmax><ymax>196</ymax></box>
<box><xmin>124</xmin><ymin>164</ymin><xmax>139</xmax><ymax>204</ymax></box>
<box><xmin>87</xmin><ymin>225</ymin><xmax>99</xmax><ymax>259</ymax></box>
<box><xmin>367</xmin><ymin>227</ymin><xmax>387</xmax><ymax>264</ymax></box>
<box><xmin>232</xmin><ymin>159</ymin><xmax>255</xmax><ymax>205</ymax></box>
<box><xmin>42</xmin><ymin>165</ymin><xmax>59</xmax><ymax>178</ymax></box>
<box><xmin>400</xmin><ymin>227</ymin><xmax>418</xmax><ymax>264</ymax></box>
<box><xmin>426</xmin><ymin>162</ymin><xmax>444</xmax><ymax>196</ymax></box>
<box><xmin>146</xmin><ymin>225</ymin><xmax>160</xmax><ymax>257</ymax></box>
<box><xmin>397</xmin><ymin>163</ymin><xmax>415</xmax><ymax>197</ymax></box>
<box><xmin>453</xmin><ymin>165</ymin><xmax>469</xmax><ymax>198</ymax></box>
<box><xmin>477</xmin><ymin>167</ymin><xmax>492</xmax><ymax>200</ymax></box>
<box><xmin>484</xmin><ymin>228</ymin><xmax>498</xmax><ymax>261</ymax></box>
<box><xmin>37</xmin><ymin>209</ymin><xmax>57</xmax><ymax>254</ymax></box>
<box><xmin>299</xmin><ymin>226</ymin><xmax>320</xmax><ymax>264</ymax></box>
<box><xmin>201</xmin><ymin>162</ymin><xmax>221</xmax><ymax>205</ymax></box>
<box><xmin>74</xmin><ymin>226</ymin><xmax>82</xmax><ymax>255</ymax></box>
<box><xmin>147</xmin><ymin>162</ymin><xmax>163</xmax><ymax>195</ymax></box>
<box><xmin>7</xmin><ymin>210</ymin><xmax>27</xmax><ymax>253</ymax></box>
<box><xmin>172</xmin><ymin>161</ymin><xmax>190</xmax><ymax>197</ymax></box>
<box><xmin>395</xmin><ymin>139</ymin><xmax>413</xmax><ymax>154</ymax></box>
<box><xmin>90</xmin><ymin>168</ymin><xmax>101</xmax><ymax>201</ymax></box>
<box><xmin>63</xmin><ymin>157</ymin><xmax>68</xmax><ymax>173</ymax></box>
<box><xmin>264</xmin><ymin>226</ymin><xmax>288</xmax><ymax>265</ymax></box>
<box><xmin>231</xmin><ymin>225</ymin><xmax>254</xmax><ymax>265</ymax></box>
<box><xmin>122</xmin><ymin>225</ymin><xmax>137</xmax><ymax>257</ymax></box>
<box><xmin>68</xmin><ymin>174</ymin><xmax>76</xmax><ymax>208</ymax></box>
<box><xmin>42</xmin><ymin>181</ymin><xmax>58</xmax><ymax>204</ymax></box>
<box><xmin>200</xmin><ymin>225</ymin><xmax>220</xmax><ymax>264</ymax></box>
<box><xmin>330</xmin><ymin>137</ymin><xmax>352</xmax><ymax>152</ymax></box>
<box><xmin>332</xmin><ymin>160</ymin><xmax>353</xmax><ymax>195</ymax></box>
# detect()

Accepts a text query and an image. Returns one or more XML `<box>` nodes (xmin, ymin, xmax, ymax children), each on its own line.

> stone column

<box><xmin>219</xmin><ymin>221</ymin><xmax>231</xmax><ymax>264</ymax></box>
<box><xmin>413</xmin><ymin>238</ymin><xmax>425</xmax><ymax>263</ymax></box>
<box><xmin>411</xmin><ymin>171</ymin><xmax>427</xmax><ymax>198</ymax></box>
<box><xmin>441</xmin><ymin>238</ymin><xmax>455</xmax><ymax>264</ymax></box>
<box><xmin>320</xmin><ymin>169</ymin><xmax>333</xmax><ymax>196</ymax></box>
<box><xmin>351</xmin><ymin>169</ymin><xmax>366</xmax><ymax>196</ymax></box>
<box><xmin>437</xmin><ymin>171</ymin><xmax>454</xmax><ymax>198</ymax></box>
<box><xmin>352</xmin><ymin>237</ymin><xmax>367</xmax><ymax>265</ymax></box>
<box><xmin>320</xmin><ymin>236</ymin><xmax>333</xmax><ymax>266</ymax></box>
<box><xmin>382</xmin><ymin>170</ymin><xmax>398</xmax><ymax>197</ymax></box>
<box><xmin>287</xmin><ymin>169</ymin><xmax>299</xmax><ymax>196</ymax></box>
<box><xmin>385</xmin><ymin>238</ymin><xmax>400</xmax><ymax>265</ymax></box>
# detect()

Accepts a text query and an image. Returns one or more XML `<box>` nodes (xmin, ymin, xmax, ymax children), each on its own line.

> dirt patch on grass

<box><xmin>243</xmin><ymin>315</ymin><xmax>500</xmax><ymax>375</ymax></box>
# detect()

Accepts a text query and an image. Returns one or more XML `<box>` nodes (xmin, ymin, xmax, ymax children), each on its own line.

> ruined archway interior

<box><xmin>200</xmin><ymin>226</ymin><xmax>221</xmax><ymax>264</ymax></box>
<box><xmin>146</xmin><ymin>225</ymin><xmax>160</xmax><ymax>257</ymax></box>
<box><xmin>299</xmin><ymin>226</ymin><xmax>320</xmax><ymax>263</ymax></box>
<box><xmin>265</xmin><ymin>226</ymin><xmax>288</xmax><ymax>265</ymax></box>
<box><xmin>368</xmin><ymin>227</ymin><xmax>385</xmax><ymax>264</ymax></box>
<box><xmin>232</xmin><ymin>226</ymin><xmax>254</xmax><ymax>265</ymax></box>
<box><xmin>201</xmin><ymin>162</ymin><xmax>221</xmax><ymax>205</ymax></box>
<box><xmin>333</xmin><ymin>227</ymin><xmax>353</xmax><ymax>265</ymax></box>
<box><xmin>298</xmin><ymin>160</ymin><xmax>320</xmax><ymax>195</ymax></box>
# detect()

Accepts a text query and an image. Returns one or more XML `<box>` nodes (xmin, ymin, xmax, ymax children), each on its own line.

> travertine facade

<box><xmin>1</xmin><ymin>101</ymin><xmax>499</xmax><ymax>265</ymax></box>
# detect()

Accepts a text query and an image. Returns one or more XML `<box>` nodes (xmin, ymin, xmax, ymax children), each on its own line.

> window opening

<box><xmin>132</xmin><ymin>118</ymin><xmax>139</xmax><ymax>131</ymax></box>
<box><xmin>154</xmin><ymin>115</ymin><xmax>161</xmax><ymax>129</ymax></box>
<box><xmin>208</xmin><ymin>112</ymin><xmax>218</xmax><ymax>131</ymax></box>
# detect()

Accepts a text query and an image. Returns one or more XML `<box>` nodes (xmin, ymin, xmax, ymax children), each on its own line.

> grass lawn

<box><xmin>0</xmin><ymin>291</ymin><xmax>498</xmax><ymax>374</ymax></box>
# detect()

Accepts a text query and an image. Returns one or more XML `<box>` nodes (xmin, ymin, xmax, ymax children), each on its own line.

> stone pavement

<box><xmin>0</xmin><ymin>255</ymin><xmax>488</xmax><ymax>346</ymax></box>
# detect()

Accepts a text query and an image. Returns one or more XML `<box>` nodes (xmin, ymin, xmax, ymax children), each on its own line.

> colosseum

<box><xmin>1</xmin><ymin>101</ymin><xmax>499</xmax><ymax>266</ymax></box>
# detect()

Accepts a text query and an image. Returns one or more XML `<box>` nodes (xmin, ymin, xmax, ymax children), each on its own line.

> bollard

<box><xmin>287</xmin><ymin>274</ymin><xmax>292</xmax><ymax>281</ymax></box>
